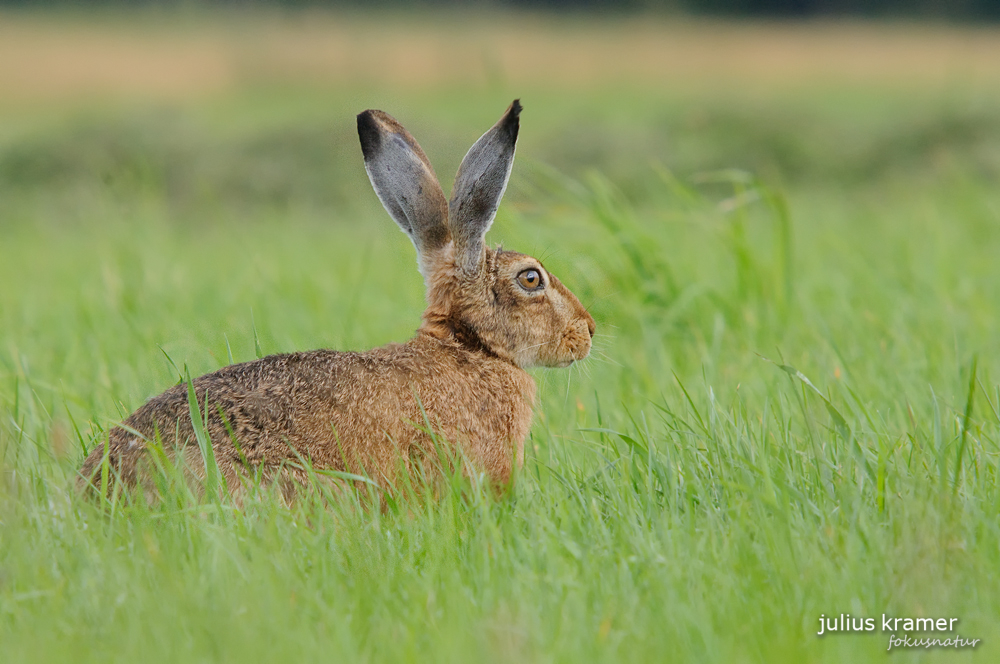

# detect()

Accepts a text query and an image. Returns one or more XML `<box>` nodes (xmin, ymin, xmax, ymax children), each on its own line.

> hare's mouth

<box><xmin>537</xmin><ymin>349</ymin><xmax>579</xmax><ymax>369</ymax></box>
<box><xmin>549</xmin><ymin>327</ymin><xmax>592</xmax><ymax>368</ymax></box>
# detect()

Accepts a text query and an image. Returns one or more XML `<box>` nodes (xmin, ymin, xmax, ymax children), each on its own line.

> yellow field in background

<box><xmin>2</xmin><ymin>11</ymin><xmax>1000</xmax><ymax>105</ymax></box>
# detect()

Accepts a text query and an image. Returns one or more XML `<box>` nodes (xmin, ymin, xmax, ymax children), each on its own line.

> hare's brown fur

<box><xmin>79</xmin><ymin>100</ymin><xmax>594</xmax><ymax>498</ymax></box>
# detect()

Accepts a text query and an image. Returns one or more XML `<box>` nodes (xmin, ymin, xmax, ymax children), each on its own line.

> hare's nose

<box><xmin>586</xmin><ymin>315</ymin><xmax>596</xmax><ymax>338</ymax></box>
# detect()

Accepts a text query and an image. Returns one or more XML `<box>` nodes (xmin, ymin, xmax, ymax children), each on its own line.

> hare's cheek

<box><xmin>514</xmin><ymin>344</ymin><xmax>545</xmax><ymax>369</ymax></box>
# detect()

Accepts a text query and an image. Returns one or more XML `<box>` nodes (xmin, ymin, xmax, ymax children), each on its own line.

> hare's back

<box><xmin>82</xmin><ymin>350</ymin><xmax>352</xmax><ymax>484</ymax></box>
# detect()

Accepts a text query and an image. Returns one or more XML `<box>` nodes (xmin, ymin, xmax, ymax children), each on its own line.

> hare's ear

<box><xmin>358</xmin><ymin>109</ymin><xmax>451</xmax><ymax>278</ymax></box>
<box><xmin>449</xmin><ymin>100</ymin><xmax>521</xmax><ymax>275</ymax></box>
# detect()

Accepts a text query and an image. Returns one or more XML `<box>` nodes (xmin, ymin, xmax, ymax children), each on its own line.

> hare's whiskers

<box><xmin>594</xmin><ymin>351</ymin><xmax>623</xmax><ymax>368</ymax></box>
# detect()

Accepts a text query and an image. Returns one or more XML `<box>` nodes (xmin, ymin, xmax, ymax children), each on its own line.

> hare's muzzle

<box><xmin>555</xmin><ymin>314</ymin><xmax>595</xmax><ymax>367</ymax></box>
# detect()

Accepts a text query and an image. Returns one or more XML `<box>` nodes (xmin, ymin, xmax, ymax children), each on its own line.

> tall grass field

<box><xmin>1</xmin><ymin>12</ymin><xmax>999</xmax><ymax>663</ymax></box>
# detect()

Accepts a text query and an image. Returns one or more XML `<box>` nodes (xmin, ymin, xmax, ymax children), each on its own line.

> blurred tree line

<box><xmin>508</xmin><ymin>0</ymin><xmax>999</xmax><ymax>18</ymax></box>
<box><xmin>0</xmin><ymin>0</ymin><xmax>998</xmax><ymax>20</ymax></box>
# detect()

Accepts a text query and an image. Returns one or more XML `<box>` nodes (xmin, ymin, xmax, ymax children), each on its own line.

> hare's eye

<box><xmin>517</xmin><ymin>269</ymin><xmax>543</xmax><ymax>291</ymax></box>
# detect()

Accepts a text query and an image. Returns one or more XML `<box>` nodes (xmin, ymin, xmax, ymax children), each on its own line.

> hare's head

<box><xmin>358</xmin><ymin>100</ymin><xmax>594</xmax><ymax>369</ymax></box>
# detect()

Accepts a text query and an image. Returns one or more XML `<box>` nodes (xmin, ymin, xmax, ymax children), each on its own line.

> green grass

<box><xmin>2</xmin><ymin>37</ymin><xmax>1000</xmax><ymax>663</ymax></box>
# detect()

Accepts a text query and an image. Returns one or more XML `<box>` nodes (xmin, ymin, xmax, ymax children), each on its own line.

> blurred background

<box><xmin>2</xmin><ymin>2</ymin><xmax>999</xmax><ymax>220</ymax></box>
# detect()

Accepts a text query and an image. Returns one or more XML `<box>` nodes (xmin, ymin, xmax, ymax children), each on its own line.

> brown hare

<box><xmin>79</xmin><ymin>100</ymin><xmax>595</xmax><ymax>500</ymax></box>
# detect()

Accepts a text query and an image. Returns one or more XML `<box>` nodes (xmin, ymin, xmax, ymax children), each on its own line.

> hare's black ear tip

<box><xmin>500</xmin><ymin>99</ymin><xmax>521</xmax><ymax>137</ymax></box>
<box><xmin>357</xmin><ymin>110</ymin><xmax>382</xmax><ymax>156</ymax></box>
